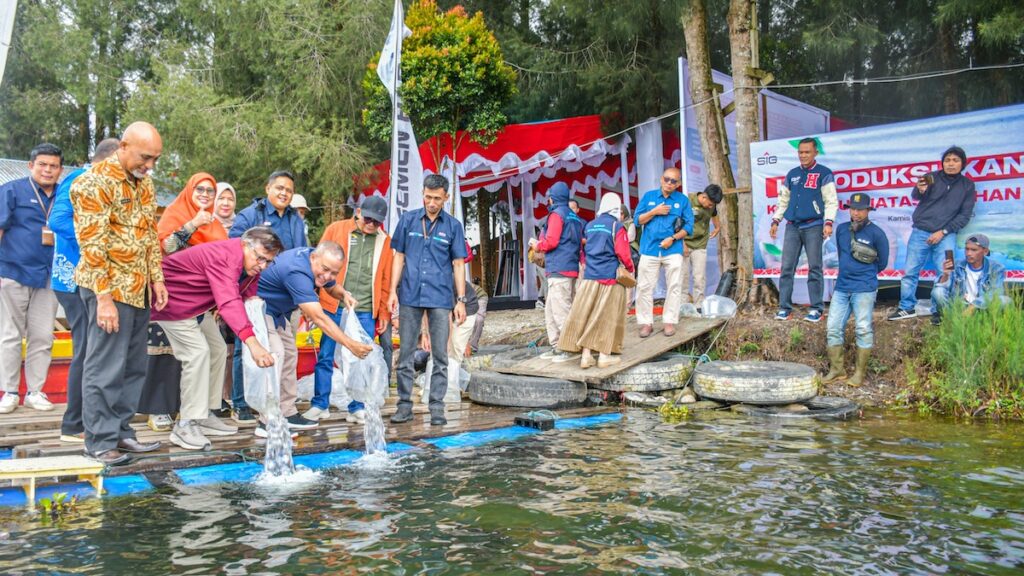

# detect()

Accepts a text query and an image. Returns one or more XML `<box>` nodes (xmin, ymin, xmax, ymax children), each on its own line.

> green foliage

<box><xmin>911</xmin><ymin>300</ymin><xmax>1024</xmax><ymax>419</ymax></box>
<box><xmin>658</xmin><ymin>401</ymin><xmax>691</xmax><ymax>422</ymax></box>
<box><xmin>363</xmin><ymin>0</ymin><xmax>518</xmax><ymax>164</ymax></box>
<box><xmin>738</xmin><ymin>341</ymin><xmax>760</xmax><ymax>355</ymax></box>
<box><xmin>38</xmin><ymin>492</ymin><xmax>78</xmax><ymax>522</ymax></box>
<box><xmin>787</xmin><ymin>327</ymin><xmax>804</xmax><ymax>350</ymax></box>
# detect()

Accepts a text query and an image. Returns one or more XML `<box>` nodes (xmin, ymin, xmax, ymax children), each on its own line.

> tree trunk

<box><xmin>727</xmin><ymin>0</ymin><xmax>758</xmax><ymax>304</ymax></box>
<box><xmin>682</xmin><ymin>0</ymin><xmax>737</xmax><ymax>276</ymax></box>
<box><xmin>938</xmin><ymin>21</ymin><xmax>959</xmax><ymax>114</ymax></box>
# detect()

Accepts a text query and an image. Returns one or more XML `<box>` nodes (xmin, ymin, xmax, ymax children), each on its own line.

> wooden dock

<box><xmin>0</xmin><ymin>398</ymin><xmax>617</xmax><ymax>479</ymax></box>
<box><xmin>491</xmin><ymin>316</ymin><xmax>724</xmax><ymax>384</ymax></box>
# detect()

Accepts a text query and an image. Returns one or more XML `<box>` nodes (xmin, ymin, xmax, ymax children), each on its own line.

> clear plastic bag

<box><xmin>334</xmin><ymin>309</ymin><xmax>389</xmax><ymax>409</ymax></box>
<box><xmin>700</xmin><ymin>295</ymin><xmax>738</xmax><ymax>319</ymax></box>
<box><xmin>242</xmin><ymin>298</ymin><xmax>281</xmax><ymax>417</ymax></box>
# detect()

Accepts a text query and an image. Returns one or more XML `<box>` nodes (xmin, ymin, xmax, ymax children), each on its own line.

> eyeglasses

<box><xmin>245</xmin><ymin>242</ymin><xmax>275</xmax><ymax>265</ymax></box>
<box><xmin>194</xmin><ymin>186</ymin><xmax>215</xmax><ymax>196</ymax></box>
<box><xmin>364</xmin><ymin>217</ymin><xmax>382</xmax><ymax>227</ymax></box>
<box><xmin>662</xmin><ymin>177</ymin><xmax>679</xmax><ymax>185</ymax></box>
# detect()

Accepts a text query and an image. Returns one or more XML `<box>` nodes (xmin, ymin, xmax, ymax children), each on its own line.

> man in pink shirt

<box><xmin>152</xmin><ymin>227</ymin><xmax>281</xmax><ymax>450</ymax></box>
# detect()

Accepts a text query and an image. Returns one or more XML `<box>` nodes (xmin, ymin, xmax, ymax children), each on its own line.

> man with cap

<box><xmin>823</xmin><ymin>193</ymin><xmax>889</xmax><ymax>387</ymax></box>
<box><xmin>889</xmin><ymin>146</ymin><xmax>976</xmax><ymax>321</ymax></box>
<box><xmin>682</xmin><ymin>184</ymin><xmax>723</xmax><ymax>308</ymax></box>
<box><xmin>930</xmin><ymin>233</ymin><xmax>1007</xmax><ymax>324</ymax></box>
<box><xmin>308</xmin><ymin>195</ymin><xmax>394</xmax><ymax>423</ymax></box>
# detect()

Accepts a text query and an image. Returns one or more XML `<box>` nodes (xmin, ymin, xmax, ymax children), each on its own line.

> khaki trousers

<box><xmin>544</xmin><ymin>277</ymin><xmax>575</xmax><ymax>348</ymax></box>
<box><xmin>0</xmin><ymin>278</ymin><xmax>58</xmax><ymax>393</ymax></box>
<box><xmin>264</xmin><ymin>314</ymin><xmax>298</xmax><ymax>418</ymax></box>
<box><xmin>681</xmin><ymin>248</ymin><xmax>708</xmax><ymax>305</ymax></box>
<box><xmin>636</xmin><ymin>254</ymin><xmax>683</xmax><ymax>326</ymax></box>
<box><xmin>158</xmin><ymin>313</ymin><xmax>228</xmax><ymax>421</ymax></box>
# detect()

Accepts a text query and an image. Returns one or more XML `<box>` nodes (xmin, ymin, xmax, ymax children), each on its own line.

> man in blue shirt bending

<box><xmin>0</xmin><ymin>143</ymin><xmax>64</xmax><ymax>414</ymax></box>
<box><xmin>770</xmin><ymin>137</ymin><xmax>838</xmax><ymax>323</ymax></box>
<box><xmin>388</xmin><ymin>174</ymin><xmax>468</xmax><ymax>427</ymax></box>
<box><xmin>634</xmin><ymin>167</ymin><xmax>694</xmax><ymax>338</ymax></box>
<box><xmin>823</xmin><ymin>193</ymin><xmax>889</xmax><ymax>387</ymax></box>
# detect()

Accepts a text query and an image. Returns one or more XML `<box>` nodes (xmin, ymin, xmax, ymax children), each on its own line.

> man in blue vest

<box><xmin>634</xmin><ymin>167</ymin><xmax>693</xmax><ymax>338</ymax></box>
<box><xmin>0</xmin><ymin>143</ymin><xmax>64</xmax><ymax>414</ymax></box>
<box><xmin>528</xmin><ymin>182</ymin><xmax>583</xmax><ymax>360</ymax></box>
<box><xmin>770</xmin><ymin>137</ymin><xmax>838</xmax><ymax>323</ymax></box>
<box><xmin>388</xmin><ymin>173</ymin><xmax>468</xmax><ymax>427</ymax></box>
<box><xmin>228</xmin><ymin>170</ymin><xmax>308</xmax><ymax>425</ymax></box>
<box><xmin>823</xmin><ymin>193</ymin><xmax>889</xmax><ymax>387</ymax></box>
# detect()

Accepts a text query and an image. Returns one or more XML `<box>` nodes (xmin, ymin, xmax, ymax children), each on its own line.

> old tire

<box><xmin>591</xmin><ymin>357</ymin><xmax>694</xmax><ymax>392</ymax></box>
<box><xmin>693</xmin><ymin>361</ymin><xmax>817</xmax><ymax>405</ymax></box>
<box><xmin>468</xmin><ymin>370</ymin><xmax>587</xmax><ymax>409</ymax></box>
<box><xmin>732</xmin><ymin>396</ymin><xmax>860</xmax><ymax>420</ymax></box>
<box><xmin>488</xmin><ymin>347</ymin><xmax>550</xmax><ymax>369</ymax></box>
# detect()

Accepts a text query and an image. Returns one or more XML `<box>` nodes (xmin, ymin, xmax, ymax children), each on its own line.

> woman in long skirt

<box><xmin>558</xmin><ymin>193</ymin><xmax>635</xmax><ymax>369</ymax></box>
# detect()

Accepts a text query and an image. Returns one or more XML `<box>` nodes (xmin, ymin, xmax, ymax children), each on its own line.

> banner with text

<box><xmin>751</xmin><ymin>104</ymin><xmax>1024</xmax><ymax>282</ymax></box>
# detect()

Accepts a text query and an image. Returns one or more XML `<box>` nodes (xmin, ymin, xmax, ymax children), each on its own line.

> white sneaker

<box><xmin>303</xmin><ymin>406</ymin><xmax>331</xmax><ymax>421</ymax></box>
<box><xmin>255</xmin><ymin>423</ymin><xmax>298</xmax><ymax>439</ymax></box>
<box><xmin>24</xmin><ymin>391</ymin><xmax>54</xmax><ymax>411</ymax></box>
<box><xmin>346</xmin><ymin>409</ymin><xmax>366</xmax><ymax>424</ymax></box>
<box><xmin>198</xmin><ymin>412</ymin><xmax>238</xmax><ymax>437</ymax></box>
<box><xmin>170</xmin><ymin>420</ymin><xmax>212</xmax><ymax>451</ymax></box>
<box><xmin>550</xmin><ymin>351</ymin><xmax>576</xmax><ymax>363</ymax></box>
<box><xmin>0</xmin><ymin>393</ymin><xmax>18</xmax><ymax>414</ymax></box>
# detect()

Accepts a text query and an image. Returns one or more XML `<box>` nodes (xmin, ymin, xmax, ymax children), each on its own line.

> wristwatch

<box><xmin>456</xmin><ymin>296</ymin><xmax>468</xmax><ymax>303</ymax></box>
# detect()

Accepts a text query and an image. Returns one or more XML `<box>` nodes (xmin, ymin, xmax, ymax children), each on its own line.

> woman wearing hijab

<box><xmin>558</xmin><ymin>193</ymin><xmax>635</xmax><ymax>369</ymax></box>
<box><xmin>213</xmin><ymin>182</ymin><xmax>237</xmax><ymax>233</ymax></box>
<box><xmin>141</xmin><ymin>172</ymin><xmax>228</xmax><ymax>433</ymax></box>
<box><xmin>157</xmin><ymin>172</ymin><xmax>227</xmax><ymax>254</ymax></box>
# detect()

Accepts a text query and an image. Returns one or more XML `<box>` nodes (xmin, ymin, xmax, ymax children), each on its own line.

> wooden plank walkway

<box><xmin>491</xmin><ymin>316</ymin><xmax>724</xmax><ymax>384</ymax></box>
<box><xmin>0</xmin><ymin>398</ymin><xmax>617</xmax><ymax>478</ymax></box>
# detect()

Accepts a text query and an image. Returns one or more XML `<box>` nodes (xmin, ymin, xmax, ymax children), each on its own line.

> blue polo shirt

<box><xmin>392</xmin><ymin>208</ymin><xmax>468</xmax><ymax>309</ymax></box>
<box><xmin>634</xmin><ymin>189</ymin><xmax>694</xmax><ymax>257</ymax></box>
<box><xmin>229</xmin><ymin>198</ymin><xmax>307</xmax><ymax>250</ymax></box>
<box><xmin>257</xmin><ymin>247</ymin><xmax>334</xmax><ymax>328</ymax></box>
<box><xmin>0</xmin><ymin>177</ymin><xmax>57</xmax><ymax>288</ymax></box>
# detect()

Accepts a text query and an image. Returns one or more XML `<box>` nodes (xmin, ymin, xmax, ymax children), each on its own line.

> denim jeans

<box><xmin>899</xmin><ymin>227</ymin><xmax>956</xmax><ymax>314</ymax></box>
<box><xmin>779</xmin><ymin>223</ymin><xmax>824</xmax><ymax>313</ymax></box>
<box><xmin>230</xmin><ymin>336</ymin><xmax>247</xmax><ymax>410</ymax></box>
<box><xmin>396</xmin><ymin>305</ymin><xmax>451</xmax><ymax>414</ymax></box>
<box><xmin>312</xmin><ymin>309</ymin><xmax>373</xmax><ymax>413</ymax></box>
<box><xmin>826</xmin><ymin>290</ymin><xmax>877</xmax><ymax>349</ymax></box>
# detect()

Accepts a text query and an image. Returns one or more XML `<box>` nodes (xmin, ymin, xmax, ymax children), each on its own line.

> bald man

<box><xmin>71</xmin><ymin>121</ymin><xmax>168</xmax><ymax>465</ymax></box>
<box><xmin>633</xmin><ymin>167</ymin><xmax>694</xmax><ymax>338</ymax></box>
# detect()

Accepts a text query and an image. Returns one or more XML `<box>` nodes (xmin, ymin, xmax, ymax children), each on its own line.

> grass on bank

<box><xmin>905</xmin><ymin>297</ymin><xmax>1024</xmax><ymax>419</ymax></box>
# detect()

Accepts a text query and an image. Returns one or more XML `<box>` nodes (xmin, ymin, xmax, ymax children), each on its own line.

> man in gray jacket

<box><xmin>889</xmin><ymin>146</ymin><xmax>976</xmax><ymax>320</ymax></box>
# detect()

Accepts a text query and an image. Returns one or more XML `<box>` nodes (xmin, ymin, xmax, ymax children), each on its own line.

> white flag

<box><xmin>0</xmin><ymin>1</ymin><xmax>17</xmax><ymax>89</ymax></box>
<box><xmin>378</xmin><ymin>0</ymin><xmax>423</xmax><ymax>236</ymax></box>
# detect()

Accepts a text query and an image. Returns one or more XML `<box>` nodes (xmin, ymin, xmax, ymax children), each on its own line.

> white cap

<box><xmin>290</xmin><ymin>193</ymin><xmax>308</xmax><ymax>210</ymax></box>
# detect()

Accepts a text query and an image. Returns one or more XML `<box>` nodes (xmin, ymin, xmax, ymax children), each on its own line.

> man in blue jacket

<box><xmin>228</xmin><ymin>170</ymin><xmax>308</xmax><ymax>425</ymax></box>
<box><xmin>528</xmin><ymin>182</ymin><xmax>583</xmax><ymax>359</ymax></box>
<box><xmin>770</xmin><ymin>137</ymin><xmax>838</xmax><ymax>323</ymax></box>
<box><xmin>889</xmin><ymin>146</ymin><xmax>976</xmax><ymax>321</ymax></box>
<box><xmin>634</xmin><ymin>167</ymin><xmax>693</xmax><ymax>338</ymax></box>
<box><xmin>823</xmin><ymin>193</ymin><xmax>889</xmax><ymax>387</ymax></box>
<box><xmin>930</xmin><ymin>233</ymin><xmax>1007</xmax><ymax>324</ymax></box>
<box><xmin>0</xmin><ymin>143</ymin><xmax>64</xmax><ymax>415</ymax></box>
<box><xmin>47</xmin><ymin>138</ymin><xmax>120</xmax><ymax>439</ymax></box>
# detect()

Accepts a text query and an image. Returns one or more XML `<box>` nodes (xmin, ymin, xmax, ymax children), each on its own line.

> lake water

<box><xmin>1</xmin><ymin>409</ymin><xmax>1022</xmax><ymax>575</ymax></box>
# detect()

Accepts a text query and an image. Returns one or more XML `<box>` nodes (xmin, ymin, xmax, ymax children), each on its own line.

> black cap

<box><xmin>848</xmin><ymin>193</ymin><xmax>872</xmax><ymax>210</ymax></box>
<box><xmin>359</xmin><ymin>196</ymin><xmax>388</xmax><ymax>223</ymax></box>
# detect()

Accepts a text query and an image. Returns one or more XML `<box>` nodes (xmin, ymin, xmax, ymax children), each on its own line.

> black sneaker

<box><xmin>887</xmin><ymin>308</ymin><xmax>917</xmax><ymax>321</ymax></box>
<box><xmin>232</xmin><ymin>406</ymin><xmax>256</xmax><ymax>426</ymax></box>
<box><xmin>285</xmin><ymin>414</ymin><xmax>319</xmax><ymax>430</ymax></box>
<box><xmin>430</xmin><ymin>413</ymin><xmax>447</xmax><ymax>426</ymax></box>
<box><xmin>390</xmin><ymin>405</ymin><xmax>414</xmax><ymax>424</ymax></box>
<box><xmin>930</xmin><ymin>314</ymin><xmax>942</xmax><ymax>326</ymax></box>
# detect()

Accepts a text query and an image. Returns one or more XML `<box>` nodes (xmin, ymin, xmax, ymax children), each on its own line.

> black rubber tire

<box><xmin>591</xmin><ymin>357</ymin><xmax>694</xmax><ymax>392</ymax></box>
<box><xmin>732</xmin><ymin>396</ymin><xmax>860</xmax><ymax>420</ymax></box>
<box><xmin>488</xmin><ymin>346</ymin><xmax>550</xmax><ymax>369</ymax></box>
<box><xmin>474</xmin><ymin>345</ymin><xmax>515</xmax><ymax>356</ymax></box>
<box><xmin>468</xmin><ymin>370</ymin><xmax>588</xmax><ymax>409</ymax></box>
<box><xmin>692</xmin><ymin>361</ymin><xmax>817</xmax><ymax>405</ymax></box>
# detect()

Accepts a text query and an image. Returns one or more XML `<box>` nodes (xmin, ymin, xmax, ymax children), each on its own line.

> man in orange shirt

<box><xmin>306</xmin><ymin>196</ymin><xmax>393</xmax><ymax>423</ymax></box>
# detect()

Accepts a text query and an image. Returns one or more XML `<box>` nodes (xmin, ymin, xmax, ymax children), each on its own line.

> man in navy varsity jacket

<box><xmin>529</xmin><ymin>182</ymin><xmax>583</xmax><ymax>361</ymax></box>
<box><xmin>769</xmin><ymin>137</ymin><xmax>838</xmax><ymax>323</ymax></box>
<box><xmin>823</xmin><ymin>193</ymin><xmax>888</xmax><ymax>387</ymax></box>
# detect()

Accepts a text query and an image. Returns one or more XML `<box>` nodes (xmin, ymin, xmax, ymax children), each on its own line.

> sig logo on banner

<box><xmin>756</xmin><ymin>152</ymin><xmax>778</xmax><ymax>166</ymax></box>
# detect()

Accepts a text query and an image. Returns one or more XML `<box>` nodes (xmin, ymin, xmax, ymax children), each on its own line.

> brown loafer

<box><xmin>118</xmin><ymin>437</ymin><xmax>162</xmax><ymax>453</ymax></box>
<box><xmin>86</xmin><ymin>449</ymin><xmax>131</xmax><ymax>466</ymax></box>
<box><xmin>638</xmin><ymin>324</ymin><xmax>653</xmax><ymax>338</ymax></box>
<box><xmin>663</xmin><ymin>324</ymin><xmax>676</xmax><ymax>337</ymax></box>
